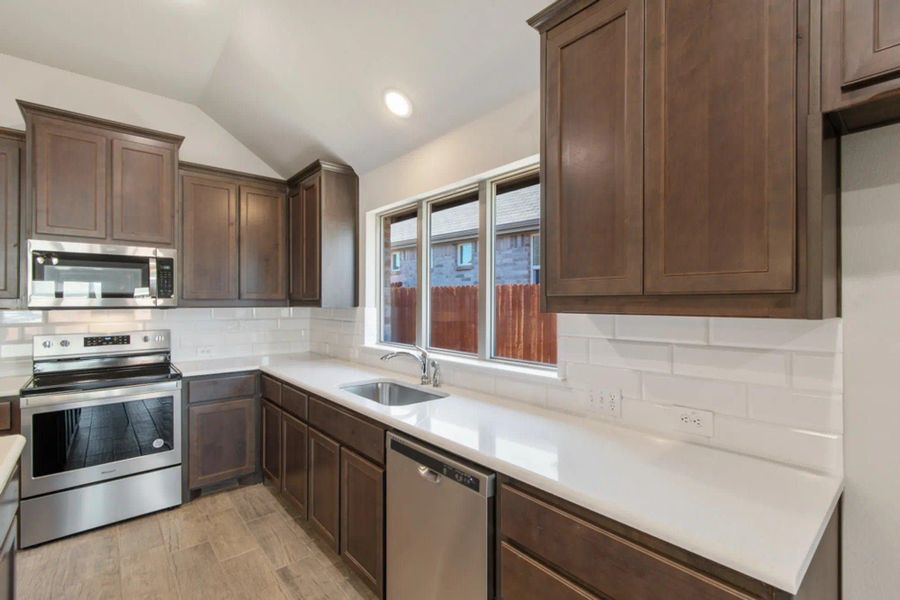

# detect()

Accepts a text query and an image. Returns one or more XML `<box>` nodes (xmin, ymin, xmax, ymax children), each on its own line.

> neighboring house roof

<box><xmin>390</xmin><ymin>184</ymin><xmax>539</xmax><ymax>247</ymax></box>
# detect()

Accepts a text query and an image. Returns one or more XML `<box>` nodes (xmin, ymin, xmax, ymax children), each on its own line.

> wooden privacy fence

<box><xmin>385</xmin><ymin>284</ymin><xmax>556</xmax><ymax>364</ymax></box>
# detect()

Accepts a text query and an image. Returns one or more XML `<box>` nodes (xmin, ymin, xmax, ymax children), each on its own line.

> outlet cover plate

<box><xmin>590</xmin><ymin>388</ymin><xmax>623</xmax><ymax>418</ymax></box>
<box><xmin>672</xmin><ymin>406</ymin><xmax>714</xmax><ymax>437</ymax></box>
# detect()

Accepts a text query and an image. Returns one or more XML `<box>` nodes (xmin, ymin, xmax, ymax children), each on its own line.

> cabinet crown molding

<box><xmin>287</xmin><ymin>159</ymin><xmax>356</xmax><ymax>185</ymax></box>
<box><xmin>17</xmin><ymin>99</ymin><xmax>185</xmax><ymax>146</ymax></box>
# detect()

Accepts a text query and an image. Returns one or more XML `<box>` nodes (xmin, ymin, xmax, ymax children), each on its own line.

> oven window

<box><xmin>32</xmin><ymin>397</ymin><xmax>174</xmax><ymax>477</ymax></box>
<box><xmin>31</xmin><ymin>253</ymin><xmax>150</xmax><ymax>299</ymax></box>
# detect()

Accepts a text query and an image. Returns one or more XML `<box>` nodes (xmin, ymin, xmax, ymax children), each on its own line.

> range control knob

<box><xmin>59</xmin><ymin>340</ymin><xmax>70</xmax><ymax>348</ymax></box>
<box><xmin>155</xmin><ymin>335</ymin><xmax>165</xmax><ymax>342</ymax></box>
<box><xmin>41</xmin><ymin>340</ymin><xmax>52</xmax><ymax>349</ymax></box>
<box><xmin>143</xmin><ymin>335</ymin><xmax>150</xmax><ymax>343</ymax></box>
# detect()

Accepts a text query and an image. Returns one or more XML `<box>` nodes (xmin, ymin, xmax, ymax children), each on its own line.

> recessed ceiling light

<box><xmin>384</xmin><ymin>90</ymin><xmax>412</xmax><ymax>118</ymax></box>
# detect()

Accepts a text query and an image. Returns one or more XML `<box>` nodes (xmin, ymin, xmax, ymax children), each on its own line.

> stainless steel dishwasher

<box><xmin>386</xmin><ymin>432</ymin><xmax>496</xmax><ymax>599</ymax></box>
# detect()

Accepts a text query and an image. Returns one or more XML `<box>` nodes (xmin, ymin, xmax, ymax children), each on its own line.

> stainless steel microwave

<box><xmin>27</xmin><ymin>240</ymin><xmax>177</xmax><ymax>308</ymax></box>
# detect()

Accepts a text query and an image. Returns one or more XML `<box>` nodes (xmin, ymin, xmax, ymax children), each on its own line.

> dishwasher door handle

<box><xmin>417</xmin><ymin>465</ymin><xmax>441</xmax><ymax>483</ymax></box>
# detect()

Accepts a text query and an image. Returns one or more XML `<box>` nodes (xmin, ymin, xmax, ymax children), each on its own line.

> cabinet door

<box><xmin>309</xmin><ymin>427</ymin><xmax>340</xmax><ymax>551</ymax></box>
<box><xmin>544</xmin><ymin>0</ymin><xmax>644</xmax><ymax>298</ymax></box>
<box><xmin>282</xmin><ymin>412</ymin><xmax>308</xmax><ymax>518</ymax></box>
<box><xmin>296</xmin><ymin>175</ymin><xmax>321</xmax><ymax>303</ymax></box>
<box><xmin>834</xmin><ymin>0</ymin><xmax>900</xmax><ymax>89</ymax></box>
<box><xmin>188</xmin><ymin>397</ymin><xmax>256</xmax><ymax>489</ymax></box>
<box><xmin>111</xmin><ymin>136</ymin><xmax>175</xmax><ymax>246</ymax></box>
<box><xmin>33</xmin><ymin>118</ymin><xmax>108</xmax><ymax>239</ymax></box>
<box><xmin>181</xmin><ymin>175</ymin><xmax>239</xmax><ymax>300</ymax></box>
<box><xmin>240</xmin><ymin>185</ymin><xmax>287</xmax><ymax>301</ymax></box>
<box><xmin>340</xmin><ymin>447</ymin><xmax>384</xmax><ymax>596</ymax></box>
<box><xmin>261</xmin><ymin>400</ymin><xmax>282</xmax><ymax>487</ymax></box>
<box><xmin>0</xmin><ymin>139</ymin><xmax>20</xmax><ymax>300</ymax></box>
<box><xmin>644</xmin><ymin>0</ymin><xmax>796</xmax><ymax>295</ymax></box>
<box><xmin>500</xmin><ymin>542</ymin><xmax>598</xmax><ymax>600</ymax></box>
<box><xmin>0</xmin><ymin>517</ymin><xmax>15</xmax><ymax>600</ymax></box>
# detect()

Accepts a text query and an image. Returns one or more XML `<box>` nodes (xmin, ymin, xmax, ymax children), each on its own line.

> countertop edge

<box><xmin>0</xmin><ymin>435</ymin><xmax>25</xmax><ymax>493</ymax></box>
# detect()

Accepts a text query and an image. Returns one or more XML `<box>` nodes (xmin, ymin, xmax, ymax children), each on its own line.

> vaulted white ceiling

<box><xmin>0</xmin><ymin>0</ymin><xmax>546</xmax><ymax>176</ymax></box>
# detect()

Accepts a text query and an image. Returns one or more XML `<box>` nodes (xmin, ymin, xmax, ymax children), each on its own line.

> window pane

<box><xmin>430</xmin><ymin>194</ymin><xmax>479</xmax><ymax>354</ymax></box>
<box><xmin>381</xmin><ymin>210</ymin><xmax>417</xmax><ymax>345</ymax></box>
<box><xmin>493</xmin><ymin>176</ymin><xmax>556</xmax><ymax>365</ymax></box>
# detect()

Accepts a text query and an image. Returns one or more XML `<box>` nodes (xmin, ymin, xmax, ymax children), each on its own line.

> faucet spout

<box><xmin>380</xmin><ymin>345</ymin><xmax>431</xmax><ymax>384</ymax></box>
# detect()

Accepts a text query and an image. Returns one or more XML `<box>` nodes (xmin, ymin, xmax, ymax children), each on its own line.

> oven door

<box><xmin>20</xmin><ymin>381</ymin><xmax>182</xmax><ymax>498</ymax></box>
<box><xmin>27</xmin><ymin>239</ymin><xmax>160</xmax><ymax>308</ymax></box>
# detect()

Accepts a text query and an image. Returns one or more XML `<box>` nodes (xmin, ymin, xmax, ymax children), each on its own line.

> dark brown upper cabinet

<box><xmin>543</xmin><ymin>0</ymin><xmax>643</xmax><ymax>298</ymax></box>
<box><xmin>182</xmin><ymin>174</ymin><xmax>239</xmax><ymax>301</ymax></box>
<box><xmin>111</xmin><ymin>135</ymin><xmax>176</xmax><ymax>245</ymax></box>
<box><xmin>823</xmin><ymin>0</ymin><xmax>900</xmax><ymax>130</ymax></box>
<box><xmin>179</xmin><ymin>163</ymin><xmax>288</xmax><ymax>306</ymax></box>
<box><xmin>288</xmin><ymin>160</ymin><xmax>358</xmax><ymax>308</ymax></box>
<box><xmin>240</xmin><ymin>185</ymin><xmax>287</xmax><ymax>301</ymax></box>
<box><xmin>19</xmin><ymin>101</ymin><xmax>182</xmax><ymax>247</ymax></box>
<box><xmin>0</xmin><ymin>131</ymin><xmax>22</xmax><ymax>304</ymax></box>
<box><xmin>530</xmin><ymin>0</ymin><xmax>839</xmax><ymax>319</ymax></box>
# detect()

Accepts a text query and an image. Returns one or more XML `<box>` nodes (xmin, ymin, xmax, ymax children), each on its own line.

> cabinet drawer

<box><xmin>282</xmin><ymin>385</ymin><xmax>308</xmax><ymax>421</ymax></box>
<box><xmin>261</xmin><ymin>374</ymin><xmax>282</xmax><ymax>406</ymax></box>
<box><xmin>0</xmin><ymin>401</ymin><xmax>10</xmax><ymax>431</ymax></box>
<box><xmin>188</xmin><ymin>373</ymin><xmax>256</xmax><ymax>404</ymax></box>
<box><xmin>499</xmin><ymin>485</ymin><xmax>754</xmax><ymax>600</ymax></box>
<box><xmin>500</xmin><ymin>542</ymin><xmax>597</xmax><ymax>600</ymax></box>
<box><xmin>308</xmin><ymin>397</ymin><xmax>385</xmax><ymax>465</ymax></box>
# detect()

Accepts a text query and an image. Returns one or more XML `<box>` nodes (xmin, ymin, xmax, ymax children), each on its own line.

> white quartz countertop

<box><xmin>246</xmin><ymin>355</ymin><xmax>841</xmax><ymax>594</ymax></box>
<box><xmin>176</xmin><ymin>353</ymin><xmax>320</xmax><ymax>378</ymax></box>
<box><xmin>0</xmin><ymin>376</ymin><xmax>29</xmax><ymax>398</ymax></box>
<box><xmin>0</xmin><ymin>435</ymin><xmax>24</xmax><ymax>491</ymax></box>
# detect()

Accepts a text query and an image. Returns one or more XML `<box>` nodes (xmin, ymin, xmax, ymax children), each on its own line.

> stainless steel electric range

<box><xmin>18</xmin><ymin>330</ymin><xmax>183</xmax><ymax>547</ymax></box>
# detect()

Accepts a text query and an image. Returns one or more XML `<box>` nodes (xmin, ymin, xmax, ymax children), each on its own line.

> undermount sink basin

<box><xmin>340</xmin><ymin>380</ymin><xmax>447</xmax><ymax>406</ymax></box>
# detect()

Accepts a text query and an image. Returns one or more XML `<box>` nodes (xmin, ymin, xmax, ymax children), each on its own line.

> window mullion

<box><xmin>477</xmin><ymin>179</ymin><xmax>491</xmax><ymax>361</ymax></box>
<box><xmin>415</xmin><ymin>201</ymin><xmax>427</xmax><ymax>350</ymax></box>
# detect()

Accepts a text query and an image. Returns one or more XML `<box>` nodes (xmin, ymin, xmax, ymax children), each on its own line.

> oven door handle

<box><xmin>20</xmin><ymin>381</ymin><xmax>181</xmax><ymax>412</ymax></box>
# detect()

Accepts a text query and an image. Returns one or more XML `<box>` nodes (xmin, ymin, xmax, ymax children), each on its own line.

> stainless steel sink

<box><xmin>340</xmin><ymin>380</ymin><xmax>447</xmax><ymax>406</ymax></box>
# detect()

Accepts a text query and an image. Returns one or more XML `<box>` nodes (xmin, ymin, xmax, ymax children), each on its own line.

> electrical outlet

<box><xmin>672</xmin><ymin>406</ymin><xmax>714</xmax><ymax>437</ymax></box>
<box><xmin>196</xmin><ymin>346</ymin><xmax>213</xmax><ymax>357</ymax></box>
<box><xmin>589</xmin><ymin>388</ymin><xmax>622</xmax><ymax>418</ymax></box>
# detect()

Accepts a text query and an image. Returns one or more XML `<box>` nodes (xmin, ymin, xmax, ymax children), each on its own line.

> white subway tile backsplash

<box><xmin>615</xmin><ymin>315</ymin><xmax>708</xmax><ymax>344</ymax></box>
<box><xmin>211</xmin><ymin>307</ymin><xmax>254</xmax><ymax>319</ymax></box>
<box><xmin>564</xmin><ymin>362</ymin><xmax>642</xmax><ymax>398</ymax></box>
<box><xmin>557</xmin><ymin>336</ymin><xmax>589</xmax><ymax>363</ymax></box>
<box><xmin>0</xmin><ymin>311</ymin><xmax>43</xmax><ymax>325</ymax></box>
<box><xmin>674</xmin><ymin>346</ymin><xmax>788</xmax><ymax>386</ymax></box>
<box><xmin>557</xmin><ymin>314</ymin><xmax>614</xmax><ymax>338</ymax></box>
<box><xmin>642</xmin><ymin>373</ymin><xmax>746</xmax><ymax>416</ymax></box>
<box><xmin>710</xmin><ymin>318</ymin><xmax>842</xmax><ymax>352</ymax></box>
<box><xmin>791</xmin><ymin>353</ymin><xmax>843</xmax><ymax>391</ymax></box>
<box><xmin>712</xmin><ymin>417</ymin><xmax>842</xmax><ymax>473</ymax></box>
<box><xmin>0</xmin><ymin>343</ymin><xmax>31</xmax><ymax>359</ymax></box>
<box><xmin>589</xmin><ymin>339</ymin><xmax>672</xmax><ymax>373</ymax></box>
<box><xmin>748</xmin><ymin>386</ymin><xmax>842</xmax><ymax>433</ymax></box>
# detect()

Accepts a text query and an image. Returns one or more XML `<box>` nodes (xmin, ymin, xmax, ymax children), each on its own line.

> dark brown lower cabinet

<box><xmin>261</xmin><ymin>400</ymin><xmax>282</xmax><ymax>488</ymax></box>
<box><xmin>281</xmin><ymin>412</ymin><xmax>308</xmax><ymax>517</ymax></box>
<box><xmin>309</xmin><ymin>427</ymin><xmax>340</xmax><ymax>551</ymax></box>
<box><xmin>188</xmin><ymin>397</ymin><xmax>256</xmax><ymax>489</ymax></box>
<box><xmin>340</xmin><ymin>447</ymin><xmax>384</xmax><ymax>597</ymax></box>
<box><xmin>500</xmin><ymin>542</ymin><xmax>597</xmax><ymax>600</ymax></box>
<box><xmin>0</xmin><ymin>468</ymin><xmax>16</xmax><ymax>600</ymax></box>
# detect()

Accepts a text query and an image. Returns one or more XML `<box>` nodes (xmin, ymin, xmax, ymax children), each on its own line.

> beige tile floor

<box><xmin>17</xmin><ymin>483</ymin><xmax>378</xmax><ymax>600</ymax></box>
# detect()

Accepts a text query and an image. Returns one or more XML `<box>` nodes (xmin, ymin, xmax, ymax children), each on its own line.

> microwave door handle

<box><xmin>149</xmin><ymin>257</ymin><xmax>158</xmax><ymax>301</ymax></box>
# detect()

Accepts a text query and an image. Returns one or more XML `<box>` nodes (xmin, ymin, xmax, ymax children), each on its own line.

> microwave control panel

<box><xmin>157</xmin><ymin>259</ymin><xmax>175</xmax><ymax>298</ymax></box>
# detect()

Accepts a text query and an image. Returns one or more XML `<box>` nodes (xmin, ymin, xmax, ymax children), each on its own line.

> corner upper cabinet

<box><xmin>19</xmin><ymin>101</ymin><xmax>182</xmax><ymax>247</ymax></box>
<box><xmin>240</xmin><ymin>185</ymin><xmax>287</xmax><ymax>301</ymax></box>
<box><xmin>0</xmin><ymin>132</ymin><xmax>22</xmax><ymax>303</ymax></box>
<box><xmin>288</xmin><ymin>161</ymin><xmax>358</xmax><ymax>308</ymax></box>
<box><xmin>530</xmin><ymin>0</ymin><xmax>838</xmax><ymax>318</ymax></box>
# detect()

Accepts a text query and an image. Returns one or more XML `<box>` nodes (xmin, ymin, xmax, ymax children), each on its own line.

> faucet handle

<box><xmin>430</xmin><ymin>359</ymin><xmax>441</xmax><ymax>388</ymax></box>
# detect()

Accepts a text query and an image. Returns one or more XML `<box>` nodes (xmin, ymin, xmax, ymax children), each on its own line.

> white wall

<box><xmin>841</xmin><ymin>123</ymin><xmax>900</xmax><ymax>599</ymax></box>
<box><xmin>0</xmin><ymin>53</ymin><xmax>279</xmax><ymax>178</ymax></box>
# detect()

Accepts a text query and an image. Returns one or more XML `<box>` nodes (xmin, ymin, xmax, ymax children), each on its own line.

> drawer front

<box><xmin>499</xmin><ymin>485</ymin><xmax>754</xmax><ymax>600</ymax></box>
<box><xmin>308</xmin><ymin>397</ymin><xmax>384</xmax><ymax>465</ymax></box>
<box><xmin>0</xmin><ymin>401</ymin><xmax>10</xmax><ymax>431</ymax></box>
<box><xmin>261</xmin><ymin>374</ymin><xmax>282</xmax><ymax>406</ymax></box>
<box><xmin>282</xmin><ymin>385</ymin><xmax>308</xmax><ymax>421</ymax></box>
<box><xmin>500</xmin><ymin>542</ymin><xmax>598</xmax><ymax>600</ymax></box>
<box><xmin>188</xmin><ymin>373</ymin><xmax>257</xmax><ymax>404</ymax></box>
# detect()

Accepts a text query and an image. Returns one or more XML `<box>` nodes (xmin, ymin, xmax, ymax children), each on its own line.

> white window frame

<box><xmin>530</xmin><ymin>233</ymin><xmax>541</xmax><ymax>284</ymax></box>
<box><xmin>377</xmin><ymin>162</ymin><xmax>553</xmax><ymax>368</ymax></box>
<box><xmin>390</xmin><ymin>251</ymin><xmax>401</xmax><ymax>272</ymax></box>
<box><xmin>456</xmin><ymin>242</ymin><xmax>475</xmax><ymax>268</ymax></box>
